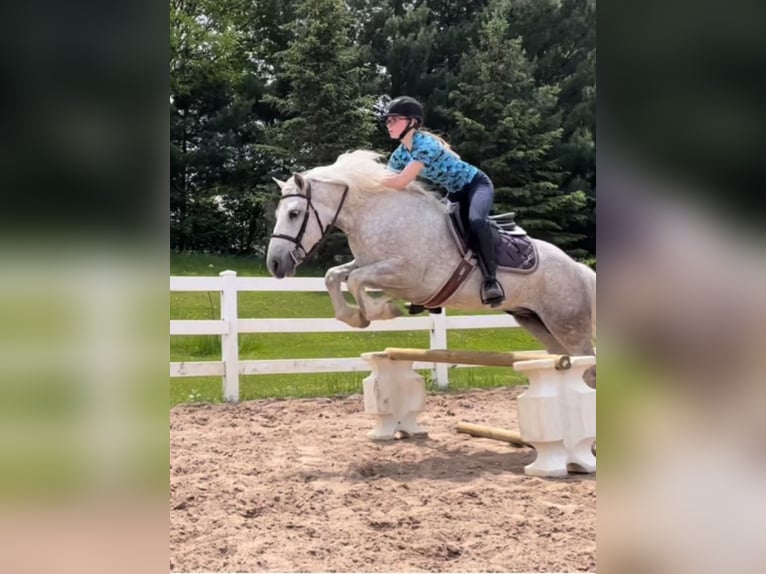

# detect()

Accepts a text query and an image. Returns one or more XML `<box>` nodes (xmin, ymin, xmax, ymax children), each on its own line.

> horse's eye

<box><xmin>288</xmin><ymin>210</ymin><xmax>300</xmax><ymax>220</ymax></box>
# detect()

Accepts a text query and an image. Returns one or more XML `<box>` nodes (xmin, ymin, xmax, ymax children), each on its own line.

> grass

<box><xmin>170</xmin><ymin>252</ymin><xmax>542</xmax><ymax>405</ymax></box>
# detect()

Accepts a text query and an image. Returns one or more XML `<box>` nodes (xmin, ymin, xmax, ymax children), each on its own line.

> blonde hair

<box><xmin>418</xmin><ymin>129</ymin><xmax>461</xmax><ymax>159</ymax></box>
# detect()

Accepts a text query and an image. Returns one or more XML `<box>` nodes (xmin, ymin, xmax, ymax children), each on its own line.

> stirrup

<box><xmin>480</xmin><ymin>280</ymin><xmax>505</xmax><ymax>308</ymax></box>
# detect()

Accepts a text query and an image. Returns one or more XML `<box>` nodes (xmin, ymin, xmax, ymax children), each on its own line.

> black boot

<box><xmin>406</xmin><ymin>303</ymin><xmax>442</xmax><ymax>315</ymax></box>
<box><xmin>473</xmin><ymin>224</ymin><xmax>505</xmax><ymax>307</ymax></box>
<box><xmin>406</xmin><ymin>303</ymin><xmax>426</xmax><ymax>315</ymax></box>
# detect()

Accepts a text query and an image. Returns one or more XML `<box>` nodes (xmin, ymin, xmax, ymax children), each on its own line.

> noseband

<box><xmin>271</xmin><ymin>180</ymin><xmax>350</xmax><ymax>265</ymax></box>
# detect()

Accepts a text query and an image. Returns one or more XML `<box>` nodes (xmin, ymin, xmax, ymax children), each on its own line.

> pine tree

<box><xmin>268</xmin><ymin>0</ymin><xmax>376</xmax><ymax>167</ymax></box>
<box><xmin>371</xmin><ymin>0</ymin><xmax>490</xmax><ymax>133</ymax></box>
<box><xmin>449</xmin><ymin>10</ymin><xmax>588</xmax><ymax>253</ymax></box>
<box><xmin>500</xmin><ymin>0</ymin><xmax>596</xmax><ymax>256</ymax></box>
<box><xmin>169</xmin><ymin>0</ymin><xmax>596</xmax><ymax>259</ymax></box>
<box><xmin>170</xmin><ymin>0</ymin><xmax>288</xmax><ymax>253</ymax></box>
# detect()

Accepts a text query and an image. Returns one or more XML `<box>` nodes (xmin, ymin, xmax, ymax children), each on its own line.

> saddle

<box><xmin>448</xmin><ymin>204</ymin><xmax>537</xmax><ymax>269</ymax></box>
<box><xmin>418</xmin><ymin>202</ymin><xmax>539</xmax><ymax>309</ymax></box>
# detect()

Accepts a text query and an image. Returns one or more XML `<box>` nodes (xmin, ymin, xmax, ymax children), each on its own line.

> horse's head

<box><xmin>266</xmin><ymin>173</ymin><xmax>348</xmax><ymax>278</ymax></box>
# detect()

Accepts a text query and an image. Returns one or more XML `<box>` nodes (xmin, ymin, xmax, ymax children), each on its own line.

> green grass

<box><xmin>170</xmin><ymin>251</ymin><xmax>324</xmax><ymax>277</ymax></box>
<box><xmin>170</xmin><ymin>252</ymin><xmax>542</xmax><ymax>405</ymax></box>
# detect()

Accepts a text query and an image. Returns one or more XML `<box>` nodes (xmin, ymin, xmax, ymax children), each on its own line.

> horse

<box><xmin>266</xmin><ymin>150</ymin><xmax>596</xmax><ymax>384</ymax></box>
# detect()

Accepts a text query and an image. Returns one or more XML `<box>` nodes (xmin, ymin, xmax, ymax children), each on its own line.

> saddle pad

<box><xmin>496</xmin><ymin>230</ymin><xmax>538</xmax><ymax>273</ymax></box>
<box><xmin>446</xmin><ymin>204</ymin><xmax>538</xmax><ymax>273</ymax></box>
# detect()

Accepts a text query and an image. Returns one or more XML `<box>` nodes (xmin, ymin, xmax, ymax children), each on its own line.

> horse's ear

<box><xmin>272</xmin><ymin>177</ymin><xmax>287</xmax><ymax>191</ymax></box>
<box><xmin>293</xmin><ymin>172</ymin><xmax>306</xmax><ymax>190</ymax></box>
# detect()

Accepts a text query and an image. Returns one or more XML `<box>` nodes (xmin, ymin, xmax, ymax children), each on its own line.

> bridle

<box><xmin>270</xmin><ymin>179</ymin><xmax>350</xmax><ymax>265</ymax></box>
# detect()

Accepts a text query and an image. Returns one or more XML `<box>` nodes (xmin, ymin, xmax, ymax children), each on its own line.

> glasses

<box><xmin>385</xmin><ymin>116</ymin><xmax>407</xmax><ymax>126</ymax></box>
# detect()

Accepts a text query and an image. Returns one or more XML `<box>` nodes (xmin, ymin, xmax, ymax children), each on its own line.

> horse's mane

<box><xmin>305</xmin><ymin>150</ymin><xmax>438</xmax><ymax>201</ymax></box>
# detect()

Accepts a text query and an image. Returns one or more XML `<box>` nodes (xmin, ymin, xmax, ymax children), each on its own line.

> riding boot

<box><xmin>473</xmin><ymin>225</ymin><xmax>505</xmax><ymax>307</ymax></box>
<box><xmin>406</xmin><ymin>303</ymin><xmax>442</xmax><ymax>315</ymax></box>
<box><xmin>406</xmin><ymin>303</ymin><xmax>427</xmax><ymax>315</ymax></box>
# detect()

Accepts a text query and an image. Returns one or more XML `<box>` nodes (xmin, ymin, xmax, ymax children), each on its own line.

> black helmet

<box><xmin>384</xmin><ymin>96</ymin><xmax>424</xmax><ymax>123</ymax></box>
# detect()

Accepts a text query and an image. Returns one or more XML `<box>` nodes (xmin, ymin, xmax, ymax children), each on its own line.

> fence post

<box><xmin>429</xmin><ymin>309</ymin><xmax>449</xmax><ymax>389</ymax></box>
<box><xmin>219</xmin><ymin>270</ymin><xmax>239</xmax><ymax>402</ymax></box>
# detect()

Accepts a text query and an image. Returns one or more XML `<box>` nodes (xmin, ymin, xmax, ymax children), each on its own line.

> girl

<box><xmin>381</xmin><ymin>96</ymin><xmax>505</xmax><ymax>307</ymax></box>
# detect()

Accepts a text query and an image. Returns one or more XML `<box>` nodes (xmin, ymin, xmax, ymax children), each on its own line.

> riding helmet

<box><xmin>384</xmin><ymin>96</ymin><xmax>424</xmax><ymax>123</ymax></box>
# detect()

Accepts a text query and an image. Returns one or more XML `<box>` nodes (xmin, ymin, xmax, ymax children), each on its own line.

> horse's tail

<box><xmin>578</xmin><ymin>262</ymin><xmax>597</xmax><ymax>344</ymax></box>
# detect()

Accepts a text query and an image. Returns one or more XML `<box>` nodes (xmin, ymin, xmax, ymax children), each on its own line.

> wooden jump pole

<box><xmin>457</xmin><ymin>422</ymin><xmax>596</xmax><ymax>456</ymax></box>
<box><xmin>383</xmin><ymin>348</ymin><xmax>572</xmax><ymax>370</ymax></box>
<box><xmin>455</xmin><ymin>422</ymin><xmax>531</xmax><ymax>447</ymax></box>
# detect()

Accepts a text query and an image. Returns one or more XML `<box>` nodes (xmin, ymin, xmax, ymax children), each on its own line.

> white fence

<box><xmin>170</xmin><ymin>270</ymin><xmax>521</xmax><ymax>402</ymax></box>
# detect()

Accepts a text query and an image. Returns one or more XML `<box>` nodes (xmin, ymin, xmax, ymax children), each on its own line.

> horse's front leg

<box><xmin>324</xmin><ymin>260</ymin><xmax>370</xmax><ymax>328</ymax></box>
<box><xmin>346</xmin><ymin>260</ymin><xmax>407</xmax><ymax>322</ymax></box>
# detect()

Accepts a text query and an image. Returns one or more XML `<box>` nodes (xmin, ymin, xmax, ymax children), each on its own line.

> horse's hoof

<box><xmin>338</xmin><ymin>312</ymin><xmax>370</xmax><ymax>329</ymax></box>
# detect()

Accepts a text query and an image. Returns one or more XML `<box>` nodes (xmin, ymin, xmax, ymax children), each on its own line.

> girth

<box><xmin>416</xmin><ymin>202</ymin><xmax>538</xmax><ymax>308</ymax></box>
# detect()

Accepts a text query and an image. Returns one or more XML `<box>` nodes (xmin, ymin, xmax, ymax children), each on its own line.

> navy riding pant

<box><xmin>451</xmin><ymin>171</ymin><xmax>495</xmax><ymax>235</ymax></box>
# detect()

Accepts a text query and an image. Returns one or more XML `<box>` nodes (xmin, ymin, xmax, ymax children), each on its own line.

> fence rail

<box><xmin>170</xmin><ymin>270</ymin><xmax>520</xmax><ymax>402</ymax></box>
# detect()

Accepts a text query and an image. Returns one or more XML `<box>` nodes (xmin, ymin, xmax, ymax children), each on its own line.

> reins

<box><xmin>271</xmin><ymin>180</ymin><xmax>350</xmax><ymax>265</ymax></box>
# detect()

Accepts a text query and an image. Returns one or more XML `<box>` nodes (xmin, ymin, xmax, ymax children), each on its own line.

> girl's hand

<box><xmin>383</xmin><ymin>161</ymin><xmax>424</xmax><ymax>189</ymax></box>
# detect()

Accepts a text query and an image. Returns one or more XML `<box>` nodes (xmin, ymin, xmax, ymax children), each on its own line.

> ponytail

<box><xmin>418</xmin><ymin>129</ymin><xmax>461</xmax><ymax>159</ymax></box>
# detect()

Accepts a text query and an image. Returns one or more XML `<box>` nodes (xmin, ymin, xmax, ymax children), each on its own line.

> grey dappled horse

<box><xmin>266</xmin><ymin>151</ymin><xmax>596</xmax><ymax>384</ymax></box>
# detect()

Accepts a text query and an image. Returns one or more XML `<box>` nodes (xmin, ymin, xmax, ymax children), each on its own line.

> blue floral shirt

<box><xmin>387</xmin><ymin>131</ymin><xmax>478</xmax><ymax>194</ymax></box>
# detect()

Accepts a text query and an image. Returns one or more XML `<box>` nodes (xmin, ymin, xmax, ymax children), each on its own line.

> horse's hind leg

<box><xmin>508</xmin><ymin>308</ymin><xmax>596</xmax><ymax>388</ymax></box>
<box><xmin>540</xmin><ymin>313</ymin><xmax>596</xmax><ymax>388</ymax></box>
<box><xmin>508</xmin><ymin>308</ymin><xmax>569</xmax><ymax>354</ymax></box>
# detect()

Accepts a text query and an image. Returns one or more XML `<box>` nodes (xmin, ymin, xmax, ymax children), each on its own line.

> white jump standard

<box><xmin>515</xmin><ymin>355</ymin><xmax>596</xmax><ymax>477</ymax></box>
<box><xmin>362</xmin><ymin>351</ymin><xmax>429</xmax><ymax>440</ymax></box>
<box><xmin>361</xmin><ymin>347</ymin><xmax>596</xmax><ymax>478</ymax></box>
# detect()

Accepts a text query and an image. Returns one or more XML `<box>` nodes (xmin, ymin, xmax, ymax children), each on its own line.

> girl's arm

<box><xmin>382</xmin><ymin>161</ymin><xmax>424</xmax><ymax>190</ymax></box>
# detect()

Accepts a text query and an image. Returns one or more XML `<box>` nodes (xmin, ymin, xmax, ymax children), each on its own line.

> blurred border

<box><xmin>598</xmin><ymin>1</ymin><xmax>766</xmax><ymax>573</ymax></box>
<box><xmin>0</xmin><ymin>2</ymin><xmax>169</xmax><ymax>573</ymax></box>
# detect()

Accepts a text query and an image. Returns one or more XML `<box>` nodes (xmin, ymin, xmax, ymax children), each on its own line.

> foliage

<box><xmin>267</xmin><ymin>0</ymin><xmax>376</xmax><ymax>166</ymax></box>
<box><xmin>449</xmin><ymin>10</ymin><xmax>588</xmax><ymax>250</ymax></box>
<box><xmin>169</xmin><ymin>0</ymin><xmax>595</xmax><ymax>259</ymax></box>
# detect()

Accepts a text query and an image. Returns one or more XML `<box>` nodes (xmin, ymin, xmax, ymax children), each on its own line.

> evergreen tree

<box><xmin>167</xmin><ymin>0</ymin><xmax>596</xmax><ymax>260</ymax></box>
<box><xmin>268</xmin><ymin>0</ymin><xmax>376</xmax><ymax>167</ymax></box>
<box><xmin>371</xmin><ymin>0</ymin><xmax>490</xmax><ymax>133</ymax></box>
<box><xmin>170</xmin><ymin>0</ymin><xmax>286</xmax><ymax>253</ymax></box>
<box><xmin>170</xmin><ymin>0</ymin><xmax>240</xmax><ymax>251</ymax></box>
<box><xmin>449</xmin><ymin>10</ymin><xmax>588</xmax><ymax>253</ymax></box>
<box><xmin>551</xmin><ymin>0</ymin><xmax>596</xmax><ymax>256</ymax></box>
<box><xmin>421</xmin><ymin>0</ymin><xmax>492</xmax><ymax>130</ymax></box>
<box><xmin>382</xmin><ymin>4</ymin><xmax>436</xmax><ymax>102</ymax></box>
<box><xmin>500</xmin><ymin>0</ymin><xmax>596</xmax><ymax>255</ymax></box>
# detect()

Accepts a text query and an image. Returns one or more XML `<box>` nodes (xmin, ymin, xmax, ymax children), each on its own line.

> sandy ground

<box><xmin>170</xmin><ymin>387</ymin><xmax>596</xmax><ymax>573</ymax></box>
